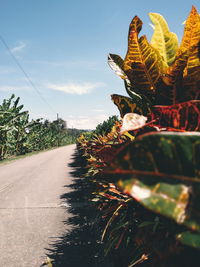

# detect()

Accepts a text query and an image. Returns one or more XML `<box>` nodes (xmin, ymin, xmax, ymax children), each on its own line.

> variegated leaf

<box><xmin>180</xmin><ymin>6</ymin><xmax>200</xmax><ymax>55</ymax></box>
<box><xmin>118</xmin><ymin>178</ymin><xmax>190</xmax><ymax>224</ymax></box>
<box><xmin>165</xmin><ymin>6</ymin><xmax>200</xmax><ymax>103</ymax></box>
<box><xmin>111</xmin><ymin>94</ymin><xmax>151</xmax><ymax>118</ymax></box>
<box><xmin>104</xmin><ymin>132</ymin><xmax>200</xmax><ymax>229</ymax></box>
<box><xmin>108</xmin><ymin>53</ymin><xmax>128</xmax><ymax>80</ymax></box>
<box><xmin>149</xmin><ymin>12</ymin><xmax>178</xmax><ymax>66</ymax></box>
<box><xmin>150</xmin><ymin>100</ymin><xmax>200</xmax><ymax>131</ymax></box>
<box><xmin>182</xmin><ymin>6</ymin><xmax>200</xmax><ymax>101</ymax></box>
<box><xmin>123</xmin><ymin>16</ymin><xmax>166</xmax><ymax>94</ymax></box>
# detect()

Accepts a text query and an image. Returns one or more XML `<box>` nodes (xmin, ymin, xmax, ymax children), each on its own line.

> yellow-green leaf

<box><xmin>149</xmin><ymin>12</ymin><xmax>178</xmax><ymax>66</ymax></box>
<box><xmin>177</xmin><ymin>231</ymin><xmax>200</xmax><ymax>249</ymax></box>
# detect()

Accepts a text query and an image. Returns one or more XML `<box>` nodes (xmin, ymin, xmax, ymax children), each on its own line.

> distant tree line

<box><xmin>0</xmin><ymin>94</ymin><xmax>85</xmax><ymax>160</ymax></box>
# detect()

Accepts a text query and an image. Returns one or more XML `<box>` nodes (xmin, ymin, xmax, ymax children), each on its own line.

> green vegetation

<box><xmin>0</xmin><ymin>94</ymin><xmax>84</xmax><ymax>161</ymax></box>
<box><xmin>94</xmin><ymin>115</ymin><xmax>119</xmax><ymax>136</ymax></box>
<box><xmin>76</xmin><ymin>6</ymin><xmax>200</xmax><ymax>266</ymax></box>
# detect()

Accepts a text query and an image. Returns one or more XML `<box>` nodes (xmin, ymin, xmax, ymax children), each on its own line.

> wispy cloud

<box><xmin>46</xmin><ymin>82</ymin><xmax>105</xmax><ymax>95</ymax></box>
<box><xmin>11</xmin><ymin>41</ymin><xmax>26</xmax><ymax>53</ymax></box>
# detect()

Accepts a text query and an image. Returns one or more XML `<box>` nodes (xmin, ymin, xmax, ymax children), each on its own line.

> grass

<box><xmin>0</xmin><ymin>143</ymin><xmax>74</xmax><ymax>166</ymax></box>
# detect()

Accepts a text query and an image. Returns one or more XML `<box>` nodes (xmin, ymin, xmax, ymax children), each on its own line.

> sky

<box><xmin>0</xmin><ymin>0</ymin><xmax>199</xmax><ymax>129</ymax></box>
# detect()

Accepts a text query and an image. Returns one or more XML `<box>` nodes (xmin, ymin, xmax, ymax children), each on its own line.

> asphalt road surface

<box><xmin>0</xmin><ymin>144</ymin><xmax>76</xmax><ymax>267</ymax></box>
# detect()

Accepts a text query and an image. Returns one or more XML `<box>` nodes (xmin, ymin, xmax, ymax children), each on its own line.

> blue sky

<box><xmin>0</xmin><ymin>0</ymin><xmax>199</xmax><ymax>129</ymax></box>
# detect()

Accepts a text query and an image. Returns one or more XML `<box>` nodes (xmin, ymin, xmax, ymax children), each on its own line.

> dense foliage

<box><xmin>77</xmin><ymin>6</ymin><xmax>200</xmax><ymax>266</ymax></box>
<box><xmin>94</xmin><ymin>115</ymin><xmax>119</xmax><ymax>136</ymax></box>
<box><xmin>0</xmin><ymin>94</ymin><xmax>83</xmax><ymax>160</ymax></box>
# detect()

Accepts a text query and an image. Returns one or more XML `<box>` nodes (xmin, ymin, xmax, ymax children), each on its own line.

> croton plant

<box><xmin>77</xmin><ymin>6</ymin><xmax>200</xmax><ymax>266</ymax></box>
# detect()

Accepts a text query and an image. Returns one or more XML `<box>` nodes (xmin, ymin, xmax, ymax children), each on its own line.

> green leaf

<box><xmin>105</xmin><ymin>132</ymin><xmax>200</xmax><ymax>228</ymax></box>
<box><xmin>177</xmin><ymin>231</ymin><xmax>200</xmax><ymax>249</ymax></box>
<box><xmin>138</xmin><ymin>221</ymin><xmax>154</xmax><ymax>228</ymax></box>
<box><xmin>120</xmin><ymin>178</ymin><xmax>190</xmax><ymax>224</ymax></box>
<box><xmin>149</xmin><ymin>12</ymin><xmax>178</xmax><ymax>66</ymax></box>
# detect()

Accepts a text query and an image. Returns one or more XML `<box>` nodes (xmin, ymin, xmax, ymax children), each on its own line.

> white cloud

<box><xmin>11</xmin><ymin>41</ymin><xmax>26</xmax><ymax>53</ymax></box>
<box><xmin>46</xmin><ymin>82</ymin><xmax>105</xmax><ymax>95</ymax></box>
<box><xmin>66</xmin><ymin>114</ymin><xmax>108</xmax><ymax>129</ymax></box>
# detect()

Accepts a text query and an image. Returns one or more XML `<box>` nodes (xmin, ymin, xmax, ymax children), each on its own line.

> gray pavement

<box><xmin>0</xmin><ymin>144</ymin><xmax>76</xmax><ymax>267</ymax></box>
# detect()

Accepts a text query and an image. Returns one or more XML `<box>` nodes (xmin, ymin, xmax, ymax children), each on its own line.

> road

<box><xmin>0</xmin><ymin>144</ymin><xmax>76</xmax><ymax>267</ymax></box>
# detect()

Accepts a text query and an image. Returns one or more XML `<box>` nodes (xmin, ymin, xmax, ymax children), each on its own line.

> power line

<box><xmin>0</xmin><ymin>35</ymin><xmax>56</xmax><ymax>114</ymax></box>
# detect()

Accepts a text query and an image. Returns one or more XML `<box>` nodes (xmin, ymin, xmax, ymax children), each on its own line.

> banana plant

<box><xmin>0</xmin><ymin>94</ymin><xmax>28</xmax><ymax>159</ymax></box>
<box><xmin>0</xmin><ymin>95</ymin><xmax>71</xmax><ymax>160</ymax></box>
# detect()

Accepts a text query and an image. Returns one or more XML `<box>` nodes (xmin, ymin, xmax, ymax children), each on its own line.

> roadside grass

<box><xmin>0</xmin><ymin>144</ymin><xmax>74</xmax><ymax>166</ymax></box>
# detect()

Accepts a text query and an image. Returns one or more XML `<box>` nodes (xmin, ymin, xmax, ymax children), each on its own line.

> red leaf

<box><xmin>150</xmin><ymin>100</ymin><xmax>200</xmax><ymax>131</ymax></box>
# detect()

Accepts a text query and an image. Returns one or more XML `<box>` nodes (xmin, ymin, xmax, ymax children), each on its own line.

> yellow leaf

<box><xmin>180</xmin><ymin>6</ymin><xmax>200</xmax><ymax>53</ymax></box>
<box><xmin>182</xmin><ymin>6</ymin><xmax>200</xmax><ymax>100</ymax></box>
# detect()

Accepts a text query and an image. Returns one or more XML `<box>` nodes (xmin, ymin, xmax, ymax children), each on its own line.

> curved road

<box><xmin>0</xmin><ymin>144</ymin><xmax>76</xmax><ymax>267</ymax></box>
